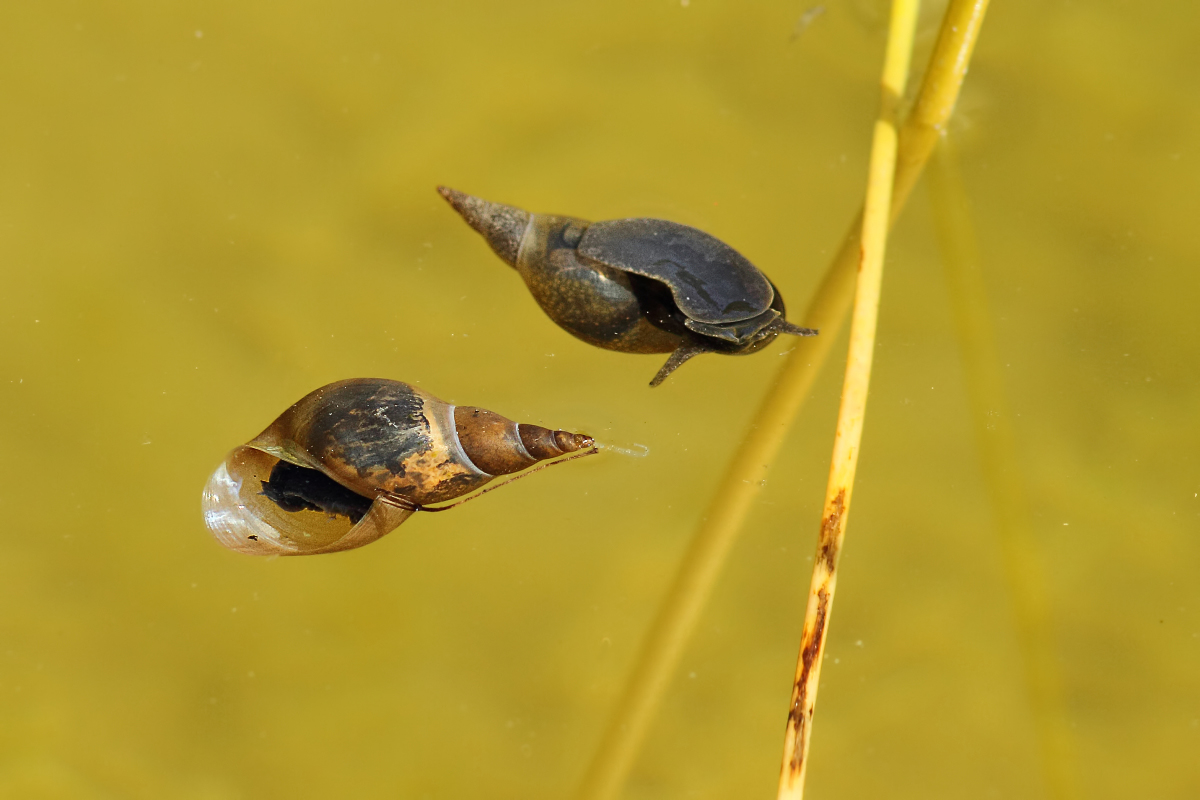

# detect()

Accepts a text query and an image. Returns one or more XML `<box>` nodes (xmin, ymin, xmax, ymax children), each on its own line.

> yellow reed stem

<box><xmin>776</xmin><ymin>0</ymin><xmax>920</xmax><ymax>795</ymax></box>
<box><xmin>928</xmin><ymin>138</ymin><xmax>1079</xmax><ymax>800</ymax></box>
<box><xmin>574</xmin><ymin>4</ymin><xmax>990</xmax><ymax>799</ymax></box>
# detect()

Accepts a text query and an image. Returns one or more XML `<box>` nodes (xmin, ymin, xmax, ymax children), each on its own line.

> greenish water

<box><xmin>2</xmin><ymin>1</ymin><xmax>1197</xmax><ymax>797</ymax></box>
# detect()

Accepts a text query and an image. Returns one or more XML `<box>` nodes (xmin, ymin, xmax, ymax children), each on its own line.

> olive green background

<box><xmin>2</xmin><ymin>1</ymin><xmax>1197</xmax><ymax>798</ymax></box>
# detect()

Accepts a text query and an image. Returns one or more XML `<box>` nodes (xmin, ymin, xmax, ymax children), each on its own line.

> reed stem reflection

<box><xmin>929</xmin><ymin>136</ymin><xmax>1079</xmax><ymax>800</ymax></box>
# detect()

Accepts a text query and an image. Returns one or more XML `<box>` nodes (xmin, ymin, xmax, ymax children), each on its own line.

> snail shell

<box><xmin>438</xmin><ymin>186</ymin><xmax>817</xmax><ymax>386</ymax></box>
<box><xmin>202</xmin><ymin>378</ymin><xmax>594</xmax><ymax>556</ymax></box>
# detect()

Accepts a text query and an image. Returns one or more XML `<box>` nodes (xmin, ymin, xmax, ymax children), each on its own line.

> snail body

<box><xmin>438</xmin><ymin>187</ymin><xmax>818</xmax><ymax>386</ymax></box>
<box><xmin>202</xmin><ymin>378</ymin><xmax>594</xmax><ymax>556</ymax></box>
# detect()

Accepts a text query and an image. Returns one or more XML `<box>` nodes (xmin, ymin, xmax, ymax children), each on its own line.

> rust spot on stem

<box><xmin>786</xmin><ymin>586</ymin><xmax>831</xmax><ymax>774</ymax></box>
<box><xmin>783</xmin><ymin>490</ymin><xmax>847</xmax><ymax>778</ymax></box>
<box><xmin>817</xmin><ymin>488</ymin><xmax>846</xmax><ymax>571</ymax></box>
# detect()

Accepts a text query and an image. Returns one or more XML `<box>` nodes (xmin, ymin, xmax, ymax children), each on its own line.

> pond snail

<box><xmin>202</xmin><ymin>378</ymin><xmax>596</xmax><ymax>556</ymax></box>
<box><xmin>438</xmin><ymin>186</ymin><xmax>818</xmax><ymax>386</ymax></box>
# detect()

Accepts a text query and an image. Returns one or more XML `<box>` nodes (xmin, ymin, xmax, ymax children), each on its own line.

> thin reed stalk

<box><xmin>928</xmin><ymin>138</ymin><xmax>1078</xmax><ymax>800</ymax></box>
<box><xmin>574</xmin><ymin>4</ymin><xmax>990</xmax><ymax>799</ymax></box>
<box><xmin>776</xmin><ymin>0</ymin><xmax>921</xmax><ymax>794</ymax></box>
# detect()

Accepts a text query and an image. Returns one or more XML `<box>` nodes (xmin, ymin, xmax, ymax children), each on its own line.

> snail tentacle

<box><xmin>650</xmin><ymin>341</ymin><xmax>710</xmax><ymax>387</ymax></box>
<box><xmin>775</xmin><ymin>320</ymin><xmax>819</xmax><ymax>337</ymax></box>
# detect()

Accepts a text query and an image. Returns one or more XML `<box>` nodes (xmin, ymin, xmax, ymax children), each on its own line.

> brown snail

<box><xmin>438</xmin><ymin>186</ymin><xmax>818</xmax><ymax>386</ymax></box>
<box><xmin>202</xmin><ymin>378</ymin><xmax>596</xmax><ymax>556</ymax></box>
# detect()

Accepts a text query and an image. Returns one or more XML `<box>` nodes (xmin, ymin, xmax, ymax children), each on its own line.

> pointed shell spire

<box><xmin>437</xmin><ymin>186</ymin><xmax>531</xmax><ymax>267</ymax></box>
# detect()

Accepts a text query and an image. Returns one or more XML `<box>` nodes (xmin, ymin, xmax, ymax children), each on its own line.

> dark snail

<box><xmin>202</xmin><ymin>378</ymin><xmax>595</xmax><ymax>556</ymax></box>
<box><xmin>438</xmin><ymin>186</ymin><xmax>818</xmax><ymax>386</ymax></box>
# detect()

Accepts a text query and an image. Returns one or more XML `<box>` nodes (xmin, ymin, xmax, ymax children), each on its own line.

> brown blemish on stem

<box><xmin>782</xmin><ymin>488</ymin><xmax>846</xmax><ymax>779</ymax></box>
<box><xmin>817</xmin><ymin>489</ymin><xmax>846</xmax><ymax>571</ymax></box>
<box><xmin>787</xmin><ymin>586</ymin><xmax>831</xmax><ymax>775</ymax></box>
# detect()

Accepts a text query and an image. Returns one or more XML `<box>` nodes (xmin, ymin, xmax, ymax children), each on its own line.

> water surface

<box><xmin>1</xmin><ymin>1</ymin><xmax>1197</xmax><ymax>797</ymax></box>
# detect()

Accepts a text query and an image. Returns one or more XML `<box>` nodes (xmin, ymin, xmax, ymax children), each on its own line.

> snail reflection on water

<box><xmin>202</xmin><ymin>378</ymin><xmax>596</xmax><ymax>556</ymax></box>
<box><xmin>438</xmin><ymin>187</ymin><xmax>818</xmax><ymax>386</ymax></box>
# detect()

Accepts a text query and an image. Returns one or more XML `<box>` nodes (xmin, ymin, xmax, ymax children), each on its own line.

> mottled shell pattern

<box><xmin>437</xmin><ymin>186</ymin><xmax>817</xmax><ymax>386</ymax></box>
<box><xmin>202</xmin><ymin>378</ymin><xmax>594</xmax><ymax>556</ymax></box>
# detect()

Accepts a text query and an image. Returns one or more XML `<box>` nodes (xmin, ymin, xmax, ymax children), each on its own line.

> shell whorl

<box><xmin>453</xmin><ymin>405</ymin><xmax>594</xmax><ymax>476</ymax></box>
